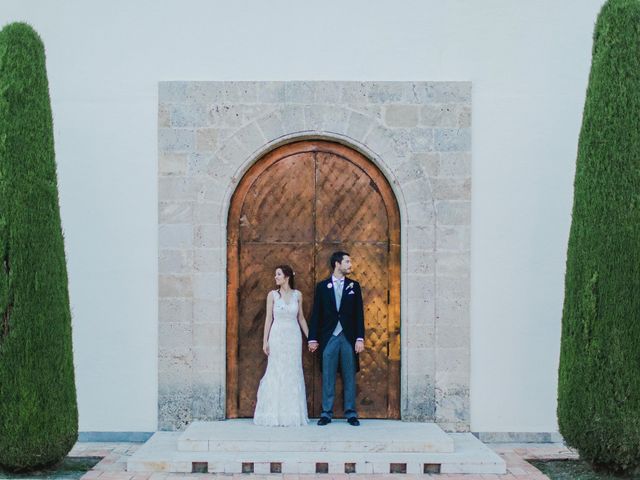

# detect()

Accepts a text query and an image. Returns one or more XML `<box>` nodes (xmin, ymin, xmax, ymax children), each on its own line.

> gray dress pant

<box><xmin>321</xmin><ymin>332</ymin><xmax>357</xmax><ymax>419</ymax></box>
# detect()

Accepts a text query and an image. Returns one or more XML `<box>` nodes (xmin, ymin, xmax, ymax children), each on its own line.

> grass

<box><xmin>0</xmin><ymin>457</ymin><xmax>102</xmax><ymax>479</ymax></box>
<box><xmin>531</xmin><ymin>459</ymin><xmax>640</xmax><ymax>480</ymax></box>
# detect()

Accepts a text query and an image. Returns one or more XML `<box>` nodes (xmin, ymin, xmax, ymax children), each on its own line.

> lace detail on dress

<box><xmin>253</xmin><ymin>290</ymin><xmax>309</xmax><ymax>426</ymax></box>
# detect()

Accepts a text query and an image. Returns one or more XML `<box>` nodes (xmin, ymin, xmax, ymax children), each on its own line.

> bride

<box><xmin>253</xmin><ymin>265</ymin><xmax>310</xmax><ymax>426</ymax></box>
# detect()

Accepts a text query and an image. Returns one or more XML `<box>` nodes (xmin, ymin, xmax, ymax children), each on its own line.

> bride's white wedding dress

<box><xmin>253</xmin><ymin>289</ymin><xmax>309</xmax><ymax>426</ymax></box>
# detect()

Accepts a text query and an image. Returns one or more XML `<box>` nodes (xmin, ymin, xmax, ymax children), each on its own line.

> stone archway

<box><xmin>226</xmin><ymin>140</ymin><xmax>401</xmax><ymax>419</ymax></box>
<box><xmin>158</xmin><ymin>81</ymin><xmax>471</xmax><ymax>432</ymax></box>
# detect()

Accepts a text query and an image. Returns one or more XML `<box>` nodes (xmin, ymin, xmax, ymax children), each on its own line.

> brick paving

<box><xmin>70</xmin><ymin>441</ymin><xmax>579</xmax><ymax>480</ymax></box>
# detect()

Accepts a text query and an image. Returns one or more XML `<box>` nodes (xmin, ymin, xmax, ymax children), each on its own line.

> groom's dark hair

<box><xmin>330</xmin><ymin>251</ymin><xmax>350</xmax><ymax>270</ymax></box>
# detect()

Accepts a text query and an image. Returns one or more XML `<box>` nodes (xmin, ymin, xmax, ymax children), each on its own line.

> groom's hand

<box><xmin>308</xmin><ymin>341</ymin><xmax>319</xmax><ymax>352</ymax></box>
<box><xmin>354</xmin><ymin>339</ymin><xmax>365</xmax><ymax>353</ymax></box>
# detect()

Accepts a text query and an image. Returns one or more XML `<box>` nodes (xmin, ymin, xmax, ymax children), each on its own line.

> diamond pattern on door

<box><xmin>227</xmin><ymin>140</ymin><xmax>401</xmax><ymax>419</ymax></box>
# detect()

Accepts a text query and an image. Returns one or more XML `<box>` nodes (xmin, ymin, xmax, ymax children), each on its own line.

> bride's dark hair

<box><xmin>275</xmin><ymin>264</ymin><xmax>296</xmax><ymax>292</ymax></box>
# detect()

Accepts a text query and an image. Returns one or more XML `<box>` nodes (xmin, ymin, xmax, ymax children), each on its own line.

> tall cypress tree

<box><xmin>558</xmin><ymin>0</ymin><xmax>640</xmax><ymax>473</ymax></box>
<box><xmin>0</xmin><ymin>23</ymin><xmax>77</xmax><ymax>471</ymax></box>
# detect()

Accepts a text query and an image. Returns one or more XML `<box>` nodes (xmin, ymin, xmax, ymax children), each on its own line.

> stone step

<box><xmin>127</xmin><ymin>430</ymin><xmax>506</xmax><ymax>475</ymax></box>
<box><xmin>178</xmin><ymin>419</ymin><xmax>454</xmax><ymax>453</ymax></box>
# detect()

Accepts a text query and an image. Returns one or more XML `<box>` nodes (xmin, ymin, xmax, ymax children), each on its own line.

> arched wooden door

<box><xmin>226</xmin><ymin>140</ymin><xmax>400</xmax><ymax>419</ymax></box>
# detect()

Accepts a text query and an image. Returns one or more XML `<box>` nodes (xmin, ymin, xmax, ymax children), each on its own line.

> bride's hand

<box><xmin>263</xmin><ymin>342</ymin><xmax>269</xmax><ymax>355</ymax></box>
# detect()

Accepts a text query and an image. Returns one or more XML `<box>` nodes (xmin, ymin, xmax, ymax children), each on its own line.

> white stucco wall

<box><xmin>0</xmin><ymin>0</ymin><xmax>604</xmax><ymax>432</ymax></box>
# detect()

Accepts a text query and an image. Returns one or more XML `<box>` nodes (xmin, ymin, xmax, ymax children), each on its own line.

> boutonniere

<box><xmin>327</xmin><ymin>282</ymin><xmax>333</xmax><ymax>289</ymax></box>
<box><xmin>346</xmin><ymin>282</ymin><xmax>354</xmax><ymax>291</ymax></box>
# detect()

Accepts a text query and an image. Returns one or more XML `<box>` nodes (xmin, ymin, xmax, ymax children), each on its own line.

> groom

<box><xmin>308</xmin><ymin>251</ymin><xmax>365</xmax><ymax>426</ymax></box>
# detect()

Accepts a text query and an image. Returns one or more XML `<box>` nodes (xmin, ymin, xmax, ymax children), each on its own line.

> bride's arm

<box><xmin>297</xmin><ymin>291</ymin><xmax>310</xmax><ymax>338</ymax></box>
<box><xmin>263</xmin><ymin>292</ymin><xmax>275</xmax><ymax>355</ymax></box>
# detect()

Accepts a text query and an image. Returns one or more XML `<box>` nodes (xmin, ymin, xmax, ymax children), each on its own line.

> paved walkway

<box><xmin>72</xmin><ymin>441</ymin><xmax>578</xmax><ymax>479</ymax></box>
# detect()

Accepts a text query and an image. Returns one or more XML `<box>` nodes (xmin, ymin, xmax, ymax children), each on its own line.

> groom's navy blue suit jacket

<box><xmin>309</xmin><ymin>276</ymin><xmax>365</xmax><ymax>372</ymax></box>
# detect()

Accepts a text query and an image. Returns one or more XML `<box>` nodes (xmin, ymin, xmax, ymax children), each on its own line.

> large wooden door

<box><xmin>227</xmin><ymin>140</ymin><xmax>400</xmax><ymax>419</ymax></box>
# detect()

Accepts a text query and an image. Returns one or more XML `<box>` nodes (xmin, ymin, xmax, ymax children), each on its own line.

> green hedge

<box><xmin>0</xmin><ymin>23</ymin><xmax>77</xmax><ymax>471</ymax></box>
<box><xmin>558</xmin><ymin>0</ymin><xmax>640</xmax><ymax>474</ymax></box>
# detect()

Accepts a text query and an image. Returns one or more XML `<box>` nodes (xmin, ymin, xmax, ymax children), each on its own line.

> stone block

<box><xmin>364</xmin><ymin>124</ymin><xmax>396</xmax><ymax>159</ymax></box>
<box><xmin>192</xmin><ymin>273</ymin><xmax>224</xmax><ymax>299</ymax></box>
<box><xmin>406</xmin><ymin>296</ymin><xmax>436</xmax><ymax>325</ymax></box>
<box><xmin>420</xmin><ymin>104</ymin><xmax>465</xmax><ymax>128</ymax></box>
<box><xmin>281</xmin><ymin>105</ymin><xmax>306</xmax><ymax>133</ymax></box>
<box><xmin>436</xmin><ymin>225</ymin><xmax>470</xmax><ymax>251</ymax></box>
<box><xmin>436</xmin><ymin>325</ymin><xmax>470</xmax><ymax>349</ymax></box>
<box><xmin>158</xmin><ymin>176</ymin><xmax>199</xmax><ymax>202</ymax></box>
<box><xmin>187</xmin><ymin>82</ymin><xmax>257</xmax><ymax>105</ymax></box>
<box><xmin>194</xmin><ymin>224</ymin><xmax>224</xmax><ymax>249</ymax></box>
<box><xmin>195</xmin><ymin>128</ymin><xmax>218</xmax><ymax>152</ymax></box>
<box><xmin>402</xmin><ymin>178</ymin><xmax>434</xmax><ymax>206</ymax></box>
<box><xmin>407</xmin><ymin>202</ymin><xmax>436</xmax><ymax>226</ymax></box>
<box><xmin>193</xmin><ymin>322</ymin><xmax>224</xmax><ymax>346</ymax></box>
<box><xmin>233</xmin><ymin>122</ymin><xmax>266</xmax><ymax>155</ymax></box>
<box><xmin>392</xmin><ymin>157</ymin><xmax>426</xmax><ymax>185</ymax></box>
<box><xmin>411</xmin><ymin>152</ymin><xmax>439</xmax><ymax>177</ymax></box>
<box><xmin>207</xmin><ymin>104</ymin><xmax>243</xmax><ymax>128</ymax></box>
<box><xmin>405</xmin><ymin>324</ymin><xmax>435</xmax><ymax>349</ymax></box>
<box><xmin>240</xmin><ymin>104</ymin><xmax>278</xmax><ymax>124</ymax></box>
<box><xmin>439</xmin><ymin>152</ymin><xmax>471</xmax><ymax>177</ymax></box>
<box><xmin>159</xmin><ymin>153</ymin><xmax>188</xmax><ymax>176</ymax></box>
<box><xmin>158</xmin><ymin>128</ymin><xmax>195</xmax><ymax>152</ymax></box>
<box><xmin>257</xmin><ymin>82</ymin><xmax>285</xmax><ymax>103</ymax></box>
<box><xmin>436</xmin><ymin>347</ymin><xmax>469</xmax><ymax>374</ymax></box>
<box><xmin>159</xmin><ymin>298</ymin><xmax>193</xmax><ymax>324</ymax></box>
<box><xmin>256</xmin><ymin>110</ymin><xmax>286</xmax><ymax>140</ymax></box>
<box><xmin>312</xmin><ymin>82</ymin><xmax>343</xmax><ymax>104</ymax></box>
<box><xmin>158</xmin><ymin>224</ymin><xmax>193</xmax><ymax>249</ymax></box>
<box><xmin>158</xmin><ymin>347</ymin><xmax>193</xmax><ymax>380</ymax></box>
<box><xmin>384</xmin><ymin>105</ymin><xmax>419</xmax><ymax>128</ymax></box>
<box><xmin>368</xmin><ymin>82</ymin><xmax>415</xmax><ymax>104</ymax></box>
<box><xmin>188</xmin><ymin>152</ymin><xmax>216</xmax><ymax>177</ymax></box>
<box><xmin>159</xmin><ymin>249</ymin><xmax>193</xmax><ymax>274</ymax></box>
<box><xmin>406</xmin><ymin>272</ymin><xmax>435</xmax><ymax>299</ymax></box>
<box><xmin>407</xmin><ymin>224</ymin><xmax>435</xmax><ymax>251</ymax></box>
<box><xmin>159</xmin><ymin>81</ymin><xmax>187</xmax><ymax>103</ymax></box>
<box><xmin>158</xmin><ymin>385</ymin><xmax>193</xmax><ymax>431</ymax></box>
<box><xmin>170</xmin><ymin>103</ymin><xmax>208</xmax><ymax>128</ymax></box>
<box><xmin>436</xmin><ymin>298</ymin><xmax>469</xmax><ymax>326</ymax></box>
<box><xmin>407</xmin><ymin>250</ymin><xmax>435</xmax><ymax>275</ymax></box>
<box><xmin>284</xmin><ymin>82</ymin><xmax>315</xmax><ymax>103</ymax></box>
<box><xmin>432</xmin><ymin>177</ymin><xmax>471</xmax><ymax>201</ymax></box>
<box><xmin>158</xmin><ymin>104</ymin><xmax>170</xmax><ymax>128</ymax></box>
<box><xmin>436</xmin><ymin>276</ymin><xmax>470</xmax><ymax>301</ymax></box>
<box><xmin>159</xmin><ymin>322</ymin><xmax>192</xmax><ymax>349</ymax></box>
<box><xmin>436</xmin><ymin>252</ymin><xmax>470</xmax><ymax>277</ymax></box>
<box><xmin>193</xmin><ymin>248</ymin><xmax>224</xmax><ymax>272</ymax></box>
<box><xmin>415</xmin><ymin>82</ymin><xmax>472</xmax><ymax>104</ymax></box>
<box><xmin>192</xmin><ymin>203</ymin><xmax>222</xmax><ymax>225</ymax></box>
<box><xmin>339</xmin><ymin>82</ymin><xmax>371</xmax><ymax>104</ymax></box>
<box><xmin>192</xmin><ymin>383</ymin><xmax>224</xmax><ymax>420</ymax></box>
<box><xmin>159</xmin><ymin>201</ymin><xmax>192</xmax><ymax>224</ymax></box>
<box><xmin>436</xmin><ymin>201</ymin><xmax>470</xmax><ymax>225</ymax></box>
<box><xmin>193</xmin><ymin>298</ymin><xmax>225</xmax><ymax>323</ymax></box>
<box><xmin>192</xmin><ymin>346</ymin><xmax>223</xmax><ymax>371</ymax></box>
<box><xmin>435</xmin><ymin>382</ymin><xmax>470</xmax><ymax>424</ymax></box>
<box><xmin>305</xmin><ymin>104</ymin><xmax>349</xmax><ymax>133</ymax></box>
<box><xmin>159</xmin><ymin>275</ymin><xmax>193</xmax><ymax>298</ymax></box>
<box><xmin>408</xmin><ymin>127</ymin><xmax>435</xmax><ymax>153</ymax></box>
<box><xmin>346</xmin><ymin>110</ymin><xmax>376</xmax><ymax>141</ymax></box>
<box><xmin>159</xmin><ymin>224</ymin><xmax>193</xmax><ymax>249</ymax></box>
<box><xmin>215</xmin><ymin>136</ymin><xmax>250</xmax><ymax>167</ymax></box>
<box><xmin>435</xmin><ymin>128</ymin><xmax>471</xmax><ymax>152</ymax></box>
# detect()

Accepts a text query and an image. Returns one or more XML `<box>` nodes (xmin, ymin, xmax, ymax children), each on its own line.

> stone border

<box><xmin>158</xmin><ymin>82</ymin><xmax>471</xmax><ymax>431</ymax></box>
